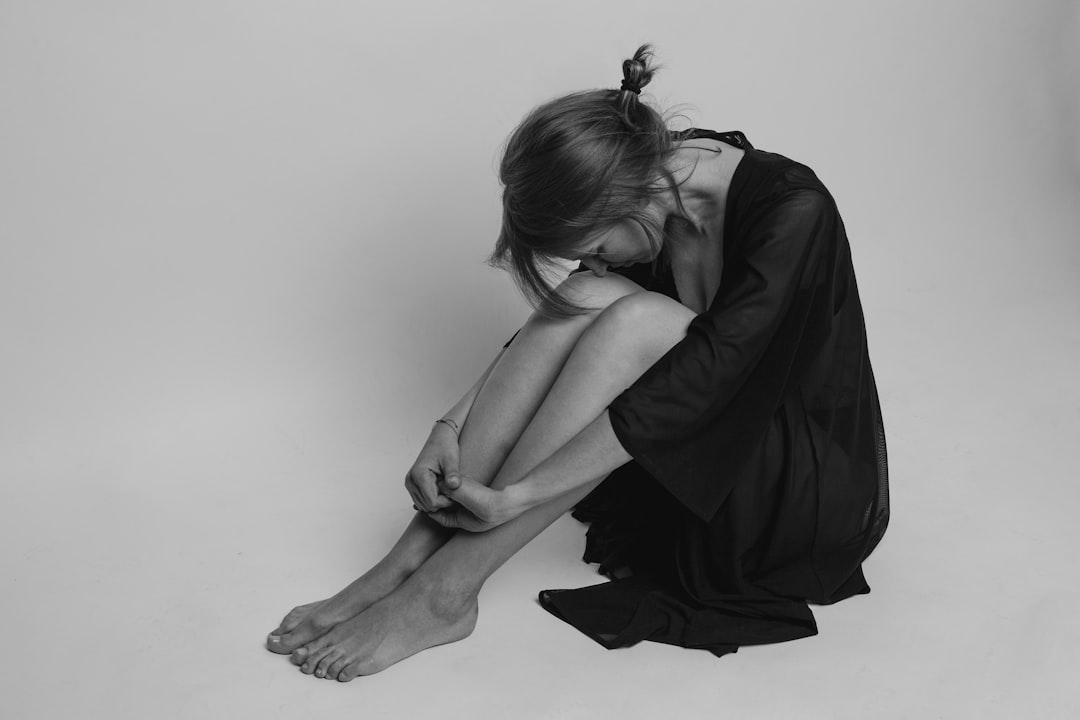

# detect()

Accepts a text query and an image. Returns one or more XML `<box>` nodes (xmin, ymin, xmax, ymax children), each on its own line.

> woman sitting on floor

<box><xmin>266</xmin><ymin>44</ymin><xmax>889</xmax><ymax>681</ymax></box>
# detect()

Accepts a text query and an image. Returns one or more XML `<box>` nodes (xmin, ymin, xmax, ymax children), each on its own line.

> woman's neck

<box><xmin>664</xmin><ymin>140</ymin><xmax>744</xmax><ymax>250</ymax></box>
<box><xmin>661</xmin><ymin>140</ymin><xmax>745</xmax><ymax>313</ymax></box>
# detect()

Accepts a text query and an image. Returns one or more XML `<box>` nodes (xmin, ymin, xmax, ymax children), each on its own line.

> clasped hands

<box><xmin>404</xmin><ymin>424</ymin><xmax>527</xmax><ymax>532</ymax></box>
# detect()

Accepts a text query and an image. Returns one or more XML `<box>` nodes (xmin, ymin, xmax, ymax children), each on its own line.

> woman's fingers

<box><xmin>405</xmin><ymin>467</ymin><xmax>439</xmax><ymax>512</ymax></box>
<box><xmin>423</xmin><ymin>468</ymin><xmax>445</xmax><ymax>508</ymax></box>
<box><xmin>426</xmin><ymin>478</ymin><xmax>498</xmax><ymax>532</ymax></box>
<box><xmin>427</xmin><ymin>506</ymin><xmax>487</xmax><ymax>533</ymax></box>
<box><xmin>428</xmin><ymin>493</ymin><xmax>455</xmax><ymax>509</ymax></box>
<box><xmin>439</xmin><ymin>477</ymin><xmax>498</xmax><ymax>521</ymax></box>
<box><xmin>406</xmin><ymin>466</ymin><xmax>462</xmax><ymax>513</ymax></box>
<box><xmin>441</xmin><ymin>445</ymin><xmax>462</xmax><ymax>490</ymax></box>
<box><xmin>426</xmin><ymin>507</ymin><xmax>458</xmax><ymax>529</ymax></box>
<box><xmin>404</xmin><ymin>473</ymin><xmax>426</xmax><ymax>510</ymax></box>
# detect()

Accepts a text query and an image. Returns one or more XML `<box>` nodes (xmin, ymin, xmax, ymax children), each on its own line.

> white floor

<box><xmin>3</xmin><ymin>2</ymin><xmax>1079</xmax><ymax>718</ymax></box>
<box><xmin>4</xmin><ymin>189</ymin><xmax>1079</xmax><ymax>719</ymax></box>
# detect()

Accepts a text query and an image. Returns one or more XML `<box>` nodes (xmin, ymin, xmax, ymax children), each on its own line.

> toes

<box><xmin>270</xmin><ymin>602</ymin><xmax>315</xmax><ymax>639</ymax></box>
<box><xmin>314</xmin><ymin>651</ymin><xmax>341</xmax><ymax>679</ymax></box>
<box><xmin>268</xmin><ymin>600</ymin><xmax>333</xmax><ymax>653</ymax></box>
<box><xmin>326</xmin><ymin>656</ymin><xmax>350</xmax><ymax>680</ymax></box>
<box><xmin>297</xmin><ymin>638</ymin><xmax>334</xmax><ymax>674</ymax></box>
<box><xmin>290</xmin><ymin>644</ymin><xmax>309</xmax><ymax>666</ymax></box>
<box><xmin>281</xmin><ymin>601</ymin><xmax>321</xmax><ymax>632</ymax></box>
<box><xmin>279</xmin><ymin>610</ymin><xmax>303</xmax><ymax>633</ymax></box>
<box><xmin>338</xmin><ymin>661</ymin><xmax>362</xmax><ymax>682</ymax></box>
<box><xmin>266</xmin><ymin>632</ymin><xmax>293</xmax><ymax>654</ymax></box>
<box><xmin>290</xmin><ymin>633</ymin><xmax>330</xmax><ymax>665</ymax></box>
<box><xmin>274</xmin><ymin>615</ymin><xmax>340</xmax><ymax>656</ymax></box>
<box><xmin>269</xmin><ymin>629</ymin><xmax>304</xmax><ymax>655</ymax></box>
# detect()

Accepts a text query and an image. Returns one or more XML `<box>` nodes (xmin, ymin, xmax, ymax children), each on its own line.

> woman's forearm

<box><xmin>505</xmin><ymin>410</ymin><xmax>632</xmax><ymax>513</ymax></box>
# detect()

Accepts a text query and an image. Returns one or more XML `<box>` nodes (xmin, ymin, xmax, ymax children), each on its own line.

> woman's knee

<box><xmin>553</xmin><ymin>271</ymin><xmax>644</xmax><ymax>313</ymax></box>
<box><xmin>591</xmin><ymin>291</ymin><xmax>695</xmax><ymax>349</ymax></box>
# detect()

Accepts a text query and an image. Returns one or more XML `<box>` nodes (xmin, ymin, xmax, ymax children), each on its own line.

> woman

<box><xmin>265</xmin><ymin>45</ymin><xmax>889</xmax><ymax>681</ymax></box>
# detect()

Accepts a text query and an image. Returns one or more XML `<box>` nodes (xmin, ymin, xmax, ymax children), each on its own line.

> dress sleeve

<box><xmin>608</xmin><ymin>188</ymin><xmax>838</xmax><ymax>519</ymax></box>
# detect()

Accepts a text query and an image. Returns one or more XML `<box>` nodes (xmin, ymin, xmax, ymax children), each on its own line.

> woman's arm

<box><xmin>405</xmin><ymin>348</ymin><xmax>506</xmax><ymax>512</ymax></box>
<box><xmin>427</xmin><ymin>409</ymin><xmax>631</xmax><ymax>531</ymax></box>
<box><xmin>431</xmin><ymin>189</ymin><xmax>841</xmax><ymax>529</ymax></box>
<box><xmin>607</xmin><ymin>188</ymin><xmax>837</xmax><ymax>520</ymax></box>
<box><xmin>506</xmin><ymin>410</ymin><xmax>630</xmax><ymax>511</ymax></box>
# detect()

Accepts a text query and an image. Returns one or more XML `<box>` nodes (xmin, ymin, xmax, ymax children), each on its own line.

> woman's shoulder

<box><xmin>679</xmin><ymin>128</ymin><xmax>823</xmax><ymax>191</ymax></box>
<box><xmin>734</xmin><ymin>149</ymin><xmax>831</xmax><ymax>207</ymax></box>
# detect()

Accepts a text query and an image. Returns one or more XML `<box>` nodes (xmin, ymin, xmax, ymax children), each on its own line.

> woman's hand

<box><xmin>404</xmin><ymin>423</ymin><xmax>461</xmax><ymax>513</ymax></box>
<box><xmin>425</xmin><ymin>478</ymin><xmax>527</xmax><ymax>532</ymax></box>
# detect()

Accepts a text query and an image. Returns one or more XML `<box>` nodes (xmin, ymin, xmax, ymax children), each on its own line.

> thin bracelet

<box><xmin>434</xmin><ymin>418</ymin><xmax>460</xmax><ymax>435</ymax></box>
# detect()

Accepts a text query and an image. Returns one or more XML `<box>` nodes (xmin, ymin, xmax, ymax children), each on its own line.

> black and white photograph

<box><xmin>2</xmin><ymin>1</ymin><xmax>1077</xmax><ymax>718</ymax></box>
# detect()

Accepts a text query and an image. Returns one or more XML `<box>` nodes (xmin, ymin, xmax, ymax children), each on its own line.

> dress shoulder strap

<box><xmin>672</xmin><ymin>128</ymin><xmax>753</xmax><ymax>149</ymax></box>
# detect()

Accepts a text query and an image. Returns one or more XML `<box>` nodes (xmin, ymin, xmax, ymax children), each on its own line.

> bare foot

<box><xmin>290</xmin><ymin>576</ymin><xmax>478</xmax><ymax>681</ymax></box>
<box><xmin>266</xmin><ymin>564</ymin><xmax>409</xmax><ymax>655</ymax></box>
<box><xmin>266</xmin><ymin>600</ymin><xmax>327</xmax><ymax>653</ymax></box>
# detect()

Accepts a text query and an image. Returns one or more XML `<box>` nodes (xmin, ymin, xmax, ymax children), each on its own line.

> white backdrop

<box><xmin>2</xmin><ymin>2</ymin><xmax>1078</xmax><ymax>718</ymax></box>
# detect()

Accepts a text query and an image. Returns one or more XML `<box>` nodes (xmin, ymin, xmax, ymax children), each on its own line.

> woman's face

<box><xmin>571</xmin><ymin>218</ymin><xmax>661</xmax><ymax>277</ymax></box>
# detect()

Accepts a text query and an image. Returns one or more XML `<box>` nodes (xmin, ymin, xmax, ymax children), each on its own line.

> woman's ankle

<box><xmin>407</xmin><ymin>572</ymin><xmax>480</xmax><ymax>621</ymax></box>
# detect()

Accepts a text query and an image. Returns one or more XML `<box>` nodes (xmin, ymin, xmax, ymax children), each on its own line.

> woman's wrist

<box><xmin>432</xmin><ymin>417</ymin><xmax>460</xmax><ymax>436</ymax></box>
<box><xmin>500</xmin><ymin>479</ymin><xmax>540</xmax><ymax>518</ymax></box>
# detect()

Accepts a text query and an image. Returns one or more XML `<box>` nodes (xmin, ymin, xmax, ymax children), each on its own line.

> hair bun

<box><xmin>620</xmin><ymin>44</ymin><xmax>656</xmax><ymax>95</ymax></box>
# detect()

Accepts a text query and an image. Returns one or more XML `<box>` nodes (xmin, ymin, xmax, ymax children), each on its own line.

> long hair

<box><xmin>490</xmin><ymin>44</ymin><xmax>676</xmax><ymax>317</ymax></box>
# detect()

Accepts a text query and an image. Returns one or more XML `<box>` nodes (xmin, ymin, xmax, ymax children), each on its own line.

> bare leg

<box><xmin>267</xmin><ymin>273</ymin><xmax>644</xmax><ymax>653</ymax></box>
<box><xmin>293</xmin><ymin>292</ymin><xmax>696</xmax><ymax>680</ymax></box>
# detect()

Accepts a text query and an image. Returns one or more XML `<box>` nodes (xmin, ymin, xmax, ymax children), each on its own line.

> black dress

<box><xmin>538</xmin><ymin>130</ymin><xmax>890</xmax><ymax>657</ymax></box>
